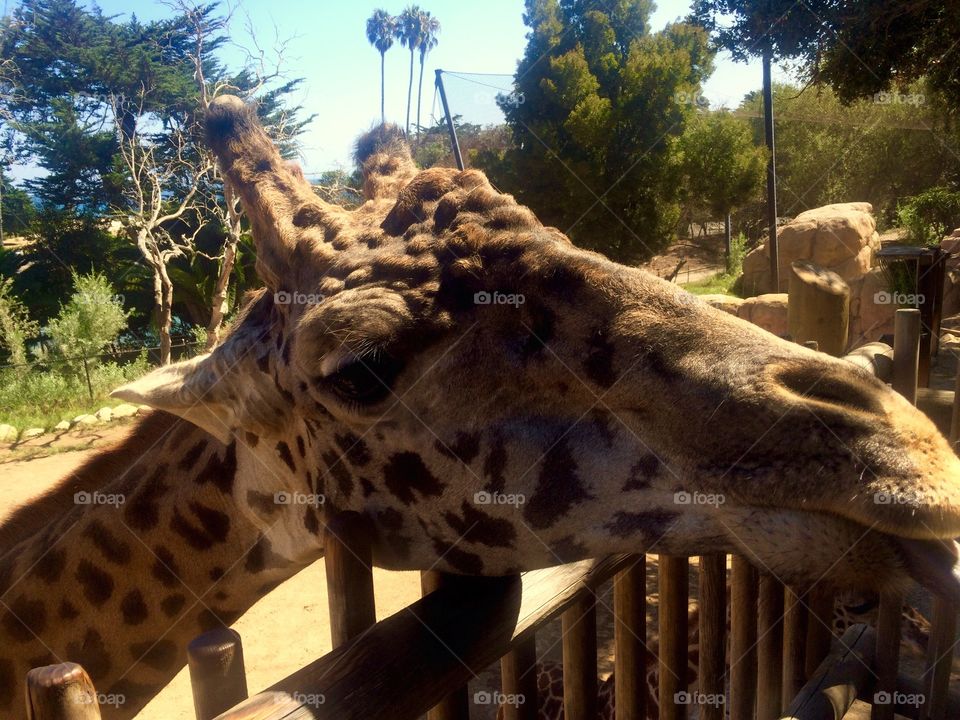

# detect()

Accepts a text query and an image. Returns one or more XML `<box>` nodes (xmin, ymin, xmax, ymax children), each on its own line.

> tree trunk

<box><xmin>416</xmin><ymin>54</ymin><xmax>425</xmax><ymax>138</ymax></box>
<box><xmin>380</xmin><ymin>51</ymin><xmax>386</xmax><ymax>125</ymax></box>
<box><xmin>158</xmin><ymin>265</ymin><xmax>174</xmax><ymax>366</ymax></box>
<box><xmin>406</xmin><ymin>49</ymin><xmax>414</xmax><ymax>135</ymax></box>
<box><xmin>206</xmin><ymin>182</ymin><xmax>241</xmax><ymax>350</ymax></box>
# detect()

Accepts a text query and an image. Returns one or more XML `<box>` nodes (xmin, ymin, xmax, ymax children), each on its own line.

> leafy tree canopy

<box><xmin>484</xmin><ymin>0</ymin><xmax>715</xmax><ymax>263</ymax></box>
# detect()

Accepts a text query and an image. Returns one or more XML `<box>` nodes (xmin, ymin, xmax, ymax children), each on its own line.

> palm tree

<box><xmin>415</xmin><ymin>11</ymin><xmax>440</xmax><ymax>138</ymax></box>
<box><xmin>365</xmin><ymin>9</ymin><xmax>396</xmax><ymax>125</ymax></box>
<box><xmin>396</xmin><ymin>5</ymin><xmax>424</xmax><ymax>136</ymax></box>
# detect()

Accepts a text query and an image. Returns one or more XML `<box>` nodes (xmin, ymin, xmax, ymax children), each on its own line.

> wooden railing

<box><xmin>24</xmin><ymin>309</ymin><xmax>960</xmax><ymax>720</ymax></box>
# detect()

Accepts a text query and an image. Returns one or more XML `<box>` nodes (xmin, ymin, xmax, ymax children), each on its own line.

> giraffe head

<box><xmin>116</xmin><ymin>96</ymin><xmax>960</xmax><ymax>602</ymax></box>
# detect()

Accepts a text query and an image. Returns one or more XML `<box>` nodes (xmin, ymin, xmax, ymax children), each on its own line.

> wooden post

<box><xmin>779</xmin><ymin>624</ymin><xmax>877</xmax><ymax>720</ymax></box>
<box><xmin>893</xmin><ymin>308</ymin><xmax>921</xmax><ymax>405</ymax></box>
<box><xmin>922</xmin><ymin>597</ymin><xmax>958</xmax><ymax>720</ymax></box>
<box><xmin>500</xmin><ymin>635</ymin><xmax>538</xmax><ymax>720</ymax></box>
<box><xmin>804</xmin><ymin>585</ymin><xmax>834</xmax><ymax>679</ymax></box>
<box><xmin>614</xmin><ymin>556</ymin><xmax>646</xmax><ymax>720</ymax></box>
<box><xmin>871</xmin><ymin>592</ymin><xmax>903</xmax><ymax>720</ymax></box>
<box><xmin>762</xmin><ymin>45</ymin><xmax>780</xmax><ymax>293</ymax></box>
<box><xmin>25</xmin><ymin>663</ymin><xmax>102</xmax><ymax>720</ymax></box>
<box><xmin>323</xmin><ymin>511</ymin><xmax>376</xmax><ymax>647</ymax></box>
<box><xmin>781</xmin><ymin>587</ymin><xmax>808</xmax><ymax>709</ymax></box>
<box><xmin>562</xmin><ymin>594</ymin><xmax>598</xmax><ymax>720</ymax></box>
<box><xmin>187</xmin><ymin>627</ymin><xmax>248</xmax><ymax>720</ymax></box>
<box><xmin>950</xmin><ymin>361</ymin><xmax>960</xmax><ymax>450</ymax></box>
<box><xmin>422</xmin><ymin>571</ymin><xmax>471</xmax><ymax>720</ymax></box>
<box><xmin>658</xmin><ymin>555</ymin><xmax>688</xmax><ymax>720</ymax></box>
<box><xmin>757</xmin><ymin>575</ymin><xmax>785</xmax><ymax>719</ymax></box>
<box><xmin>730</xmin><ymin>556</ymin><xmax>758</xmax><ymax>720</ymax></box>
<box><xmin>698</xmin><ymin>554</ymin><xmax>726</xmax><ymax>720</ymax></box>
<box><xmin>787</xmin><ymin>260</ymin><xmax>851</xmax><ymax>356</ymax></box>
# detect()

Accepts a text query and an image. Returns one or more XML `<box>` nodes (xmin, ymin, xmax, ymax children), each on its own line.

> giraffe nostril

<box><xmin>775</xmin><ymin>363</ymin><xmax>885</xmax><ymax>416</ymax></box>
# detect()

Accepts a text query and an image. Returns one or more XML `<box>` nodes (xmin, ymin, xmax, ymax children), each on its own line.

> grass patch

<box><xmin>0</xmin><ymin>358</ymin><xmax>150</xmax><ymax>430</ymax></box>
<box><xmin>682</xmin><ymin>272</ymin><xmax>741</xmax><ymax>296</ymax></box>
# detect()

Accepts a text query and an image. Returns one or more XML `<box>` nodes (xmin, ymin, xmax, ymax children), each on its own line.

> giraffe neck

<box><xmin>0</xmin><ymin>412</ymin><xmax>320</xmax><ymax>719</ymax></box>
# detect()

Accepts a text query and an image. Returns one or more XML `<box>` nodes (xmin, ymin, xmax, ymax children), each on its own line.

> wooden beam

<box><xmin>658</xmin><ymin>555</ymin><xmax>689</xmax><ymax>720</ymax></box>
<box><xmin>779</xmin><ymin>624</ymin><xmax>876</xmax><ymax>720</ymax></box>
<box><xmin>188</xmin><ymin>628</ymin><xmax>248</xmax><ymax>720</ymax></box>
<box><xmin>698</xmin><ymin>554</ymin><xmax>726</xmax><ymax>720</ymax></box>
<box><xmin>562</xmin><ymin>594</ymin><xmax>598</xmax><ymax>720</ymax></box>
<box><xmin>614</xmin><ymin>557</ymin><xmax>646</xmax><ymax>720</ymax></box>
<box><xmin>730</xmin><ymin>557</ymin><xmax>758</xmax><ymax>720</ymax></box>
<box><xmin>217</xmin><ymin>556</ymin><xmax>635</xmax><ymax>720</ymax></box>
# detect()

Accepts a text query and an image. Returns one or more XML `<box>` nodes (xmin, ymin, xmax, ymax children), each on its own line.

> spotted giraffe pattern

<box><xmin>1</xmin><ymin>93</ymin><xmax>959</xmax><ymax>719</ymax></box>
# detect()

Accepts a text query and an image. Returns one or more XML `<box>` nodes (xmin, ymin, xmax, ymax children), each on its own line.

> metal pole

<box><xmin>435</xmin><ymin>69</ymin><xmax>464</xmax><ymax>171</ymax></box>
<box><xmin>762</xmin><ymin>47</ymin><xmax>779</xmax><ymax>293</ymax></box>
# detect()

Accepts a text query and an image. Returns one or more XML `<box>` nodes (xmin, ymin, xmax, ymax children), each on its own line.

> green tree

<box><xmin>0</xmin><ymin>170</ymin><xmax>36</xmax><ymax>238</ymax></box>
<box><xmin>0</xmin><ymin>277</ymin><xmax>38</xmax><ymax>367</ymax></box>
<box><xmin>678</xmin><ymin>110</ymin><xmax>766</xmax><ymax>242</ymax></box>
<box><xmin>396</xmin><ymin>5</ymin><xmax>425</xmax><ymax>136</ymax></box>
<box><xmin>482</xmin><ymin>0</ymin><xmax>715</xmax><ymax>263</ymax></box>
<box><xmin>415</xmin><ymin>11</ymin><xmax>440</xmax><ymax>138</ymax></box>
<box><xmin>46</xmin><ymin>271</ymin><xmax>128</xmax><ymax>371</ymax></box>
<box><xmin>366</xmin><ymin>9</ymin><xmax>397</xmax><ymax>125</ymax></box>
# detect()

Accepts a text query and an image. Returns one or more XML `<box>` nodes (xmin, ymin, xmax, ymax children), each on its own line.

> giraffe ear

<box><xmin>111</xmin><ymin>355</ymin><xmax>237</xmax><ymax>444</ymax></box>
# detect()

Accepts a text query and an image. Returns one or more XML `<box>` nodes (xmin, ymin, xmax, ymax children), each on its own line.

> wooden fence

<box><xmin>24</xmin><ymin>308</ymin><xmax>960</xmax><ymax>720</ymax></box>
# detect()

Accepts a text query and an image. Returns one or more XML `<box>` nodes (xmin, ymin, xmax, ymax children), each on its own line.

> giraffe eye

<box><xmin>327</xmin><ymin>352</ymin><xmax>402</xmax><ymax>406</ymax></box>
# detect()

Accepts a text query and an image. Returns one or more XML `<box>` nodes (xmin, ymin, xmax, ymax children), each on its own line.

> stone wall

<box><xmin>737</xmin><ymin>202</ymin><xmax>904</xmax><ymax>348</ymax></box>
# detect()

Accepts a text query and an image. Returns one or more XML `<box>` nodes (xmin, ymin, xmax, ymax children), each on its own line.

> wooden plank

<box><xmin>698</xmin><ymin>554</ymin><xmax>726</xmax><ymax>720</ymax></box>
<box><xmin>780</xmin><ymin>624</ymin><xmax>876</xmax><ymax>720</ymax></box>
<box><xmin>658</xmin><ymin>555</ymin><xmax>689</xmax><ymax>720</ymax></box>
<box><xmin>782</xmin><ymin>587</ymin><xmax>808</xmax><ymax>709</ymax></box>
<box><xmin>757</xmin><ymin>575</ymin><xmax>785</xmax><ymax>719</ymax></box>
<box><xmin>216</xmin><ymin>555</ymin><xmax>635</xmax><ymax>720</ymax></box>
<box><xmin>25</xmin><ymin>663</ymin><xmax>102</xmax><ymax>720</ymax></box>
<box><xmin>500</xmin><ymin>635</ymin><xmax>538</xmax><ymax>720</ymax></box>
<box><xmin>805</xmin><ymin>585</ymin><xmax>834</xmax><ymax>679</ymax></box>
<box><xmin>562</xmin><ymin>594</ymin><xmax>598</xmax><ymax>720</ymax></box>
<box><xmin>871</xmin><ymin>592</ymin><xmax>903</xmax><ymax>720</ymax></box>
<box><xmin>922</xmin><ymin>597</ymin><xmax>958</xmax><ymax>720</ymax></box>
<box><xmin>614</xmin><ymin>557</ymin><xmax>646</xmax><ymax>720</ymax></box>
<box><xmin>893</xmin><ymin>308</ymin><xmax>921</xmax><ymax>404</ymax></box>
<box><xmin>422</xmin><ymin>572</ymin><xmax>471</xmax><ymax>720</ymax></box>
<box><xmin>188</xmin><ymin>628</ymin><xmax>248</xmax><ymax>720</ymax></box>
<box><xmin>323</xmin><ymin>511</ymin><xmax>376</xmax><ymax>648</ymax></box>
<box><xmin>730</xmin><ymin>556</ymin><xmax>758</xmax><ymax>720</ymax></box>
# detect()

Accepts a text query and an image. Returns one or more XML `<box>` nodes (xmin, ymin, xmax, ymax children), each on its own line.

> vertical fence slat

<box><xmin>893</xmin><ymin>308</ymin><xmax>922</xmax><ymax>404</ymax></box>
<box><xmin>422</xmin><ymin>571</ymin><xmax>471</xmax><ymax>720</ymax></box>
<box><xmin>658</xmin><ymin>555</ymin><xmax>688</xmax><ymax>720</ymax></box>
<box><xmin>698</xmin><ymin>554</ymin><xmax>726</xmax><ymax>720</ymax></box>
<box><xmin>781</xmin><ymin>587</ymin><xmax>808</xmax><ymax>709</ymax></box>
<box><xmin>614</xmin><ymin>556</ymin><xmax>646</xmax><ymax>720</ymax></box>
<box><xmin>757</xmin><ymin>575</ymin><xmax>785</xmax><ymax>719</ymax></box>
<box><xmin>871</xmin><ymin>592</ymin><xmax>903</xmax><ymax>720</ymax></box>
<box><xmin>323</xmin><ymin>510</ymin><xmax>376</xmax><ymax>647</ymax></box>
<box><xmin>562</xmin><ymin>594</ymin><xmax>598</xmax><ymax>720</ymax></box>
<box><xmin>187</xmin><ymin>627</ymin><xmax>248</xmax><ymax>720</ymax></box>
<box><xmin>500</xmin><ymin>634</ymin><xmax>538</xmax><ymax>720</ymax></box>
<box><xmin>922</xmin><ymin>597</ymin><xmax>957</xmax><ymax>720</ymax></box>
<box><xmin>25</xmin><ymin>663</ymin><xmax>101</xmax><ymax>720</ymax></box>
<box><xmin>804</xmin><ymin>585</ymin><xmax>834</xmax><ymax>679</ymax></box>
<box><xmin>730</xmin><ymin>555</ymin><xmax>758</xmax><ymax>720</ymax></box>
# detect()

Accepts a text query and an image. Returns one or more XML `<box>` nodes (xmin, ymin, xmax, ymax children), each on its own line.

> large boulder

<box><xmin>737</xmin><ymin>293</ymin><xmax>789</xmax><ymax>337</ymax></box>
<box><xmin>700</xmin><ymin>294</ymin><xmax>744</xmax><ymax>316</ymax></box>
<box><xmin>0</xmin><ymin>423</ymin><xmax>18</xmax><ymax>443</ymax></box>
<box><xmin>849</xmin><ymin>268</ymin><xmax>897</xmax><ymax>346</ymax></box>
<box><xmin>741</xmin><ymin>202</ymin><xmax>879</xmax><ymax>294</ymax></box>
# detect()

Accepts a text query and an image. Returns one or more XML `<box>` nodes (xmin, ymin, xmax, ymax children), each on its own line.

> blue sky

<box><xmin>7</xmin><ymin>0</ymin><xmax>797</xmax><ymax>176</ymax></box>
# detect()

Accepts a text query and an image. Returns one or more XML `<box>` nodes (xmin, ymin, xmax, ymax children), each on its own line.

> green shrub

<box><xmin>896</xmin><ymin>186</ymin><xmax>960</xmax><ymax>246</ymax></box>
<box><xmin>46</xmin><ymin>272</ymin><xmax>129</xmax><ymax>374</ymax></box>
<box><xmin>726</xmin><ymin>232</ymin><xmax>748</xmax><ymax>277</ymax></box>
<box><xmin>0</xmin><ymin>354</ymin><xmax>150</xmax><ymax>429</ymax></box>
<box><xmin>0</xmin><ymin>278</ymin><xmax>38</xmax><ymax>367</ymax></box>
